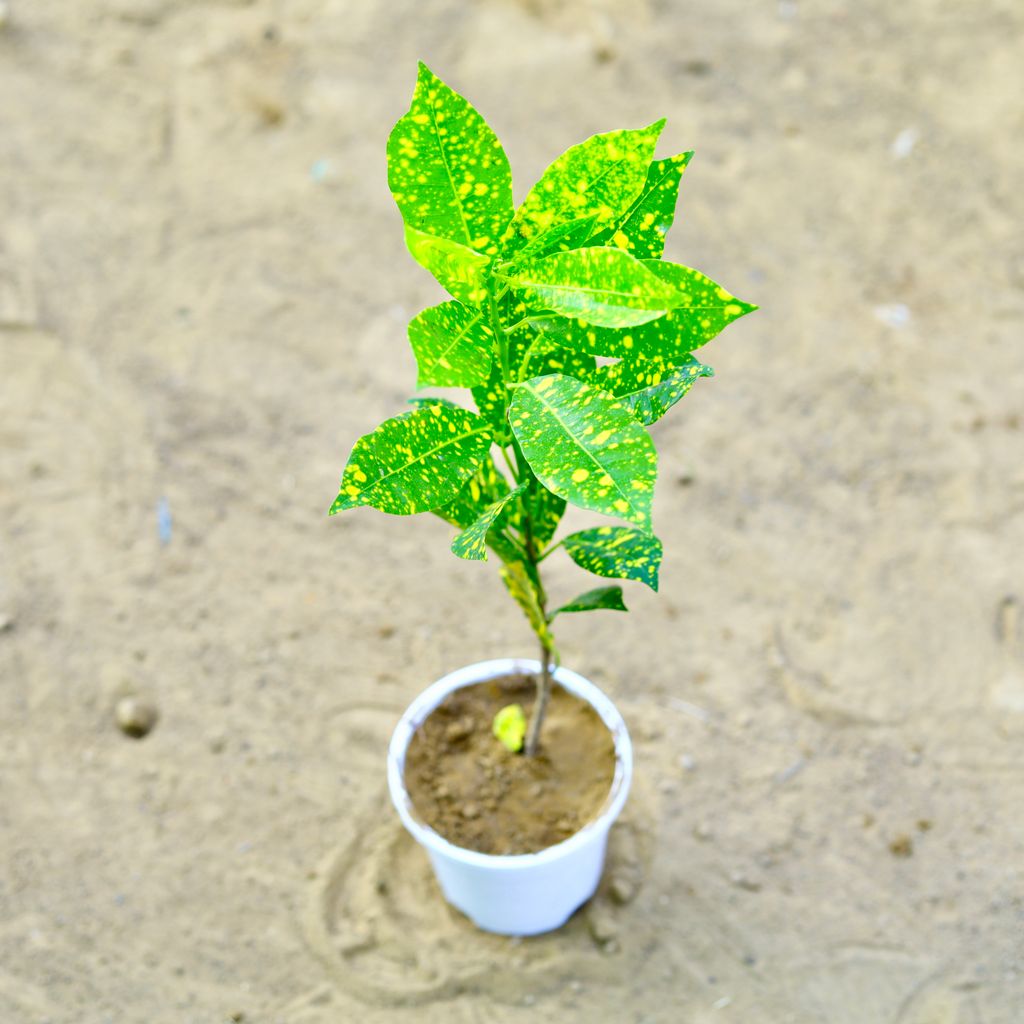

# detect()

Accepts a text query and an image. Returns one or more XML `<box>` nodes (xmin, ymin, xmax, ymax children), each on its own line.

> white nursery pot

<box><xmin>387</xmin><ymin>657</ymin><xmax>633</xmax><ymax>936</ymax></box>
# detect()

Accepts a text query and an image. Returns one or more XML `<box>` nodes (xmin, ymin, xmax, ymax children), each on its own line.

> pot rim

<box><xmin>387</xmin><ymin>657</ymin><xmax>633</xmax><ymax>869</ymax></box>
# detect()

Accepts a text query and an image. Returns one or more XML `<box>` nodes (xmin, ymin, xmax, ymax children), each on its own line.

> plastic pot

<box><xmin>386</xmin><ymin>657</ymin><xmax>633</xmax><ymax>936</ymax></box>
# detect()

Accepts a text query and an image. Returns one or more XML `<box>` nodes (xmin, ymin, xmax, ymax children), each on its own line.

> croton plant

<box><xmin>330</xmin><ymin>64</ymin><xmax>755</xmax><ymax>754</ymax></box>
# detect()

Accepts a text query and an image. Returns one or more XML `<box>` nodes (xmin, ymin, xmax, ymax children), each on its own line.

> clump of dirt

<box><xmin>403</xmin><ymin>674</ymin><xmax>616</xmax><ymax>855</ymax></box>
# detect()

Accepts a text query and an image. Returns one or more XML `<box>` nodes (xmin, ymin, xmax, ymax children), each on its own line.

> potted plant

<box><xmin>329</xmin><ymin>63</ymin><xmax>754</xmax><ymax>936</ymax></box>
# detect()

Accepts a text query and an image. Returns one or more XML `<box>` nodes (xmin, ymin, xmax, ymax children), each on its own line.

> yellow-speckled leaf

<box><xmin>492</xmin><ymin>703</ymin><xmax>526</xmax><ymax>753</ymax></box>
<box><xmin>509</xmin><ymin>374</ymin><xmax>657</xmax><ymax>530</ymax></box>
<box><xmin>550</xmin><ymin>585</ymin><xmax>628</xmax><ymax>618</ymax></box>
<box><xmin>501</xmin><ymin>560</ymin><xmax>557</xmax><ymax>652</ymax></box>
<box><xmin>507</xmin><ymin>215</ymin><xmax>597</xmax><ymax>266</ymax></box>
<box><xmin>537</xmin><ymin>263</ymin><xmax>755</xmax><ymax>358</ymax></box>
<box><xmin>387</xmin><ymin>63</ymin><xmax>513</xmax><ymax>255</ymax></box>
<box><xmin>433</xmin><ymin>453</ymin><xmax>508</xmax><ymax>528</ymax></box>
<box><xmin>591</xmin><ymin>151</ymin><xmax>693</xmax><ymax>259</ymax></box>
<box><xmin>408</xmin><ymin>301</ymin><xmax>493</xmax><ymax>388</ymax></box>
<box><xmin>503</xmin><ymin>121</ymin><xmax>665</xmax><ymax>252</ymax></box>
<box><xmin>452</xmin><ymin>483</ymin><xmax>526</xmax><ymax>561</ymax></box>
<box><xmin>330</xmin><ymin>405</ymin><xmax>492</xmax><ymax>516</ymax></box>
<box><xmin>507</xmin><ymin>247</ymin><xmax>684</xmax><ymax>328</ymax></box>
<box><xmin>589</xmin><ymin>353</ymin><xmax>714</xmax><ymax>425</ymax></box>
<box><xmin>562</xmin><ymin>526</ymin><xmax>662</xmax><ymax>591</ymax></box>
<box><xmin>404</xmin><ymin>225</ymin><xmax>490</xmax><ymax>306</ymax></box>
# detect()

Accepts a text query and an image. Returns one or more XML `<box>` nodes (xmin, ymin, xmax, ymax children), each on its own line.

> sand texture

<box><xmin>1</xmin><ymin>1</ymin><xmax>1023</xmax><ymax>1021</ymax></box>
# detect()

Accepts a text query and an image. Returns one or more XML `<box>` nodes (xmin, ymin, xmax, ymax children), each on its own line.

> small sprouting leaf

<box><xmin>505</xmin><ymin>121</ymin><xmax>665</xmax><ymax>251</ymax></box>
<box><xmin>591</xmin><ymin>152</ymin><xmax>692</xmax><ymax>259</ymax></box>
<box><xmin>550</xmin><ymin>585</ymin><xmax>628</xmax><ymax>618</ymax></box>
<box><xmin>452</xmin><ymin>483</ymin><xmax>527</xmax><ymax>561</ymax></box>
<box><xmin>492</xmin><ymin>703</ymin><xmax>527</xmax><ymax>753</ymax></box>
<box><xmin>404</xmin><ymin>225</ymin><xmax>490</xmax><ymax>306</ymax></box>
<box><xmin>562</xmin><ymin>526</ymin><xmax>663</xmax><ymax>591</ymax></box>
<box><xmin>507</xmin><ymin>215</ymin><xmax>597</xmax><ymax>265</ymax></box>
<box><xmin>501</xmin><ymin>560</ymin><xmax>558</xmax><ymax>652</ymax></box>
<box><xmin>588</xmin><ymin>354</ymin><xmax>714</xmax><ymax>425</ymax></box>
<box><xmin>408</xmin><ymin>301</ymin><xmax>493</xmax><ymax>388</ymax></box>
<box><xmin>537</xmin><ymin>264</ymin><xmax>755</xmax><ymax>359</ymax></box>
<box><xmin>509</xmin><ymin>374</ymin><xmax>657</xmax><ymax>530</ymax></box>
<box><xmin>507</xmin><ymin>247</ymin><xmax>683</xmax><ymax>328</ymax></box>
<box><xmin>330</xmin><ymin>405</ymin><xmax>492</xmax><ymax>515</ymax></box>
<box><xmin>388</xmin><ymin>62</ymin><xmax>514</xmax><ymax>254</ymax></box>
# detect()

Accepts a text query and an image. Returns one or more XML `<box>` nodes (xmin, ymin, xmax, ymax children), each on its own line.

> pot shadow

<box><xmin>302</xmin><ymin>769</ymin><xmax>659</xmax><ymax>1007</ymax></box>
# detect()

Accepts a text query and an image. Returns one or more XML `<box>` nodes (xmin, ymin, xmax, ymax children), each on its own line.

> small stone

<box><xmin>0</xmin><ymin>612</ymin><xmax>13</xmax><ymax>633</ymax></box>
<box><xmin>587</xmin><ymin>906</ymin><xmax>618</xmax><ymax>945</ymax></box>
<box><xmin>693</xmin><ymin>821</ymin><xmax>713</xmax><ymax>841</ymax></box>
<box><xmin>678</xmin><ymin>753</ymin><xmax>696</xmax><ymax>772</ymax></box>
<box><xmin>609</xmin><ymin>875</ymin><xmax>637</xmax><ymax>905</ymax></box>
<box><xmin>460</xmin><ymin>802</ymin><xmax>480</xmax><ymax>820</ymax></box>
<box><xmin>208</xmin><ymin>731</ymin><xmax>227</xmax><ymax>754</ymax></box>
<box><xmin>916</xmin><ymin>819</ymin><xmax>933</xmax><ymax>832</ymax></box>
<box><xmin>730</xmin><ymin>871</ymin><xmax>761</xmax><ymax>892</ymax></box>
<box><xmin>444</xmin><ymin>717</ymin><xmax>474</xmax><ymax>744</ymax></box>
<box><xmin>115</xmin><ymin>696</ymin><xmax>158</xmax><ymax>738</ymax></box>
<box><xmin>889</xmin><ymin>834</ymin><xmax>914</xmax><ymax>858</ymax></box>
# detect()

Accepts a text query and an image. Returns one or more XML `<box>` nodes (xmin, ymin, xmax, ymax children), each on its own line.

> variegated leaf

<box><xmin>408</xmin><ymin>301</ymin><xmax>493</xmax><ymax>388</ymax></box>
<box><xmin>452</xmin><ymin>483</ymin><xmax>526</xmax><ymax>561</ymax></box>
<box><xmin>562</xmin><ymin>526</ymin><xmax>662</xmax><ymax>591</ymax></box>
<box><xmin>591</xmin><ymin>152</ymin><xmax>692</xmax><ymax>259</ymax></box>
<box><xmin>504</xmin><ymin>121</ymin><xmax>665</xmax><ymax>251</ymax></box>
<box><xmin>388</xmin><ymin>63</ymin><xmax>513</xmax><ymax>255</ymax></box>
<box><xmin>501</xmin><ymin>560</ymin><xmax>558</xmax><ymax>652</ymax></box>
<box><xmin>507</xmin><ymin>214</ymin><xmax>597</xmax><ymax>266</ymax></box>
<box><xmin>509</xmin><ymin>373</ymin><xmax>657</xmax><ymax>530</ymax></box>
<box><xmin>536</xmin><ymin>263</ymin><xmax>755</xmax><ymax>359</ymax></box>
<box><xmin>404</xmin><ymin>225</ymin><xmax>490</xmax><ymax>306</ymax></box>
<box><xmin>588</xmin><ymin>354</ymin><xmax>714</xmax><ymax>425</ymax></box>
<box><xmin>330</xmin><ymin>404</ymin><xmax>492</xmax><ymax>515</ymax></box>
<box><xmin>550</xmin><ymin>585</ymin><xmax>628</xmax><ymax>618</ymax></box>
<box><xmin>509</xmin><ymin>472</ymin><xmax>566</xmax><ymax>550</ymax></box>
<box><xmin>507</xmin><ymin>246</ymin><xmax>684</xmax><ymax>328</ymax></box>
<box><xmin>433</xmin><ymin>454</ymin><xmax>508</xmax><ymax>528</ymax></box>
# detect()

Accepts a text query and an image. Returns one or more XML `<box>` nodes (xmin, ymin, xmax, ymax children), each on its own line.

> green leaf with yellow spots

<box><xmin>404</xmin><ymin>225</ymin><xmax>490</xmax><ymax>306</ymax></box>
<box><xmin>503</xmin><ymin>121</ymin><xmax>665</xmax><ymax>252</ymax></box>
<box><xmin>507</xmin><ymin>247</ymin><xmax>684</xmax><ymax>328</ymax></box>
<box><xmin>388</xmin><ymin>63</ymin><xmax>514</xmax><ymax>255</ymax></box>
<box><xmin>492</xmin><ymin>703</ymin><xmax>527</xmax><ymax>753</ymax></box>
<box><xmin>433</xmin><ymin>454</ymin><xmax>508</xmax><ymax>528</ymax></box>
<box><xmin>515</xmin><ymin>327</ymin><xmax>596</xmax><ymax>383</ymax></box>
<box><xmin>588</xmin><ymin>353</ymin><xmax>714</xmax><ymax>425</ymax></box>
<box><xmin>507</xmin><ymin>215</ymin><xmax>597</xmax><ymax>266</ymax></box>
<box><xmin>501</xmin><ymin>560</ymin><xmax>558</xmax><ymax>652</ymax></box>
<box><xmin>550</xmin><ymin>585</ymin><xmax>628</xmax><ymax>618</ymax></box>
<box><xmin>562</xmin><ymin>526</ymin><xmax>662</xmax><ymax>591</ymax></box>
<box><xmin>330</xmin><ymin>405</ymin><xmax>492</xmax><ymax>515</ymax></box>
<box><xmin>508</xmin><ymin>470</ymin><xmax>566</xmax><ymax>550</ymax></box>
<box><xmin>408</xmin><ymin>301</ymin><xmax>493</xmax><ymax>388</ymax></box>
<box><xmin>536</xmin><ymin>263</ymin><xmax>755</xmax><ymax>359</ymax></box>
<box><xmin>509</xmin><ymin>373</ymin><xmax>657</xmax><ymax>530</ymax></box>
<box><xmin>591</xmin><ymin>152</ymin><xmax>692</xmax><ymax>259</ymax></box>
<box><xmin>452</xmin><ymin>483</ymin><xmax>527</xmax><ymax>561</ymax></box>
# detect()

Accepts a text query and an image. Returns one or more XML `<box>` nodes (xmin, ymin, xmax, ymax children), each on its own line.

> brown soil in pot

<box><xmin>403</xmin><ymin>673</ymin><xmax>617</xmax><ymax>855</ymax></box>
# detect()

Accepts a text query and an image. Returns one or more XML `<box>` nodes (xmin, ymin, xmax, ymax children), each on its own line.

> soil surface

<box><xmin>404</xmin><ymin>675</ymin><xmax>616</xmax><ymax>854</ymax></box>
<box><xmin>2</xmin><ymin>2</ymin><xmax>1024</xmax><ymax>1023</ymax></box>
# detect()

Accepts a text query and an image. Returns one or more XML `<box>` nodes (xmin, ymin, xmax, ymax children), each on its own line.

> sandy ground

<box><xmin>2</xmin><ymin>1</ymin><xmax>1023</xmax><ymax>1021</ymax></box>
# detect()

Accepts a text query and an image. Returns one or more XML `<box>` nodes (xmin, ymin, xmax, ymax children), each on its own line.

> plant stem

<box><xmin>490</xmin><ymin>287</ymin><xmax>556</xmax><ymax>757</ymax></box>
<box><xmin>524</xmin><ymin>638</ymin><xmax>553</xmax><ymax>757</ymax></box>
